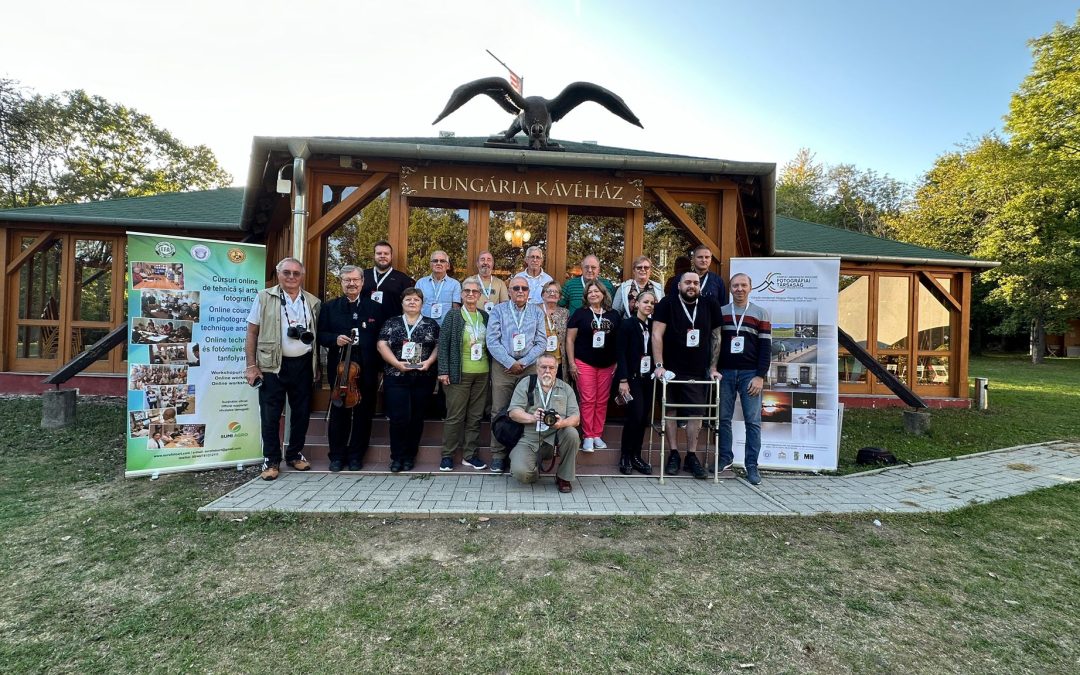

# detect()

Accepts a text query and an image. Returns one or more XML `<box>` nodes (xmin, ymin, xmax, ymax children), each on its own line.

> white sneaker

<box><xmin>593</xmin><ymin>437</ymin><xmax>608</xmax><ymax>449</ymax></box>
<box><xmin>582</xmin><ymin>437</ymin><xmax>594</xmax><ymax>452</ymax></box>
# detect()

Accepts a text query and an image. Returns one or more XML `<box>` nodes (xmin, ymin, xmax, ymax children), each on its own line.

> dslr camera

<box><xmin>540</xmin><ymin>408</ymin><xmax>560</xmax><ymax>427</ymax></box>
<box><xmin>287</xmin><ymin>324</ymin><xmax>315</xmax><ymax>344</ymax></box>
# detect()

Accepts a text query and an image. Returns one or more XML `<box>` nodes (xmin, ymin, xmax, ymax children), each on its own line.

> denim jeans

<box><xmin>718</xmin><ymin>369</ymin><xmax>762</xmax><ymax>469</ymax></box>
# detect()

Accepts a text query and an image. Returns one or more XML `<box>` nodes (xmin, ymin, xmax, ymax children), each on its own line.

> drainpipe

<box><xmin>288</xmin><ymin>141</ymin><xmax>310</xmax><ymax>262</ymax></box>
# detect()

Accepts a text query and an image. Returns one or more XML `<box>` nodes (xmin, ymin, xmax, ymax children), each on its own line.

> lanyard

<box><xmin>462</xmin><ymin>308</ymin><xmax>483</xmax><ymax>341</ymax></box>
<box><xmin>545</xmin><ymin>309</ymin><xmax>556</xmax><ymax>332</ymax></box>
<box><xmin>402</xmin><ymin>315</ymin><xmax>421</xmax><ymax>342</ymax></box>
<box><xmin>638</xmin><ymin>319</ymin><xmax>650</xmax><ymax>353</ymax></box>
<box><xmin>429</xmin><ymin>277</ymin><xmax>446</xmax><ymax>303</ymax></box>
<box><xmin>511</xmin><ymin>303</ymin><xmax>528</xmax><ymax>331</ymax></box>
<box><xmin>478</xmin><ymin>276</ymin><xmax>493</xmax><ymax>297</ymax></box>
<box><xmin>372</xmin><ymin>267</ymin><xmax>392</xmax><ymax>290</ymax></box>
<box><xmin>700</xmin><ymin>272</ymin><xmax>709</xmax><ymax>291</ymax></box>
<box><xmin>591</xmin><ymin>309</ymin><xmax>605</xmax><ymax>329</ymax></box>
<box><xmin>728</xmin><ymin>303</ymin><xmax>750</xmax><ymax>334</ymax></box>
<box><xmin>537</xmin><ymin>381</ymin><xmax>554</xmax><ymax>410</ymax></box>
<box><xmin>679</xmin><ymin>299</ymin><xmax>698</xmax><ymax>328</ymax></box>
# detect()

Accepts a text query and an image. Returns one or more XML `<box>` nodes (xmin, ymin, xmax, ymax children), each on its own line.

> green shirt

<box><xmin>461</xmin><ymin>310</ymin><xmax>489</xmax><ymax>374</ymax></box>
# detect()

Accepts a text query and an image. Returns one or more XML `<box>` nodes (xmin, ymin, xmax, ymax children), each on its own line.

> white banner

<box><xmin>727</xmin><ymin>257</ymin><xmax>840</xmax><ymax>472</ymax></box>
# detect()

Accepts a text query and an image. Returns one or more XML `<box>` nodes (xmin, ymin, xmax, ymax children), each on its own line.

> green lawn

<box><xmin>1</xmin><ymin>355</ymin><xmax>1079</xmax><ymax>672</ymax></box>
<box><xmin>838</xmin><ymin>354</ymin><xmax>1080</xmax><ymax>472</ymax></box>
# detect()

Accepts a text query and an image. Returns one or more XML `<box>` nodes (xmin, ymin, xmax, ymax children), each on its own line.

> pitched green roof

<box><xmin>0</xmin><ymin>187</ymin><xmax>244</xmax><ymax>229</ymax></box>
<box><xmin>774</xmin><ymin>215</ymin><xmax>997</xmax><ymax>269</ymax></box>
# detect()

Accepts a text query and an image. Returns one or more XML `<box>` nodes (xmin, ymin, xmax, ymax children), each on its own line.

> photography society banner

<box><xmin>125</xmin><ymin>232</ymin><xmax>266</xmax><ymax>477</ymax></box>
<box><xmin>727</xmin><ymin>257</ymin><xmax>841</xmax><ymax>472</ymax></box>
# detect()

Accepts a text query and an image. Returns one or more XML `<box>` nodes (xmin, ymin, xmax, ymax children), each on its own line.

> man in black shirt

<box><xmin>317</xmin><ymin>265</ymin><xmax>388</xmax><ymax>471</ymax></box>
<box><xmin>362</xmin><ymin>240</ymin><xmax>414</xmax><ymax>317</ymax></box>
<box><xmin>651</xmin><ymin>272</ymin><xmax>721</xmax><ymax>478</ymax></box>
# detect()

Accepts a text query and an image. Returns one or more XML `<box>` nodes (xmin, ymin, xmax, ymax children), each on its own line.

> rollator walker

<box><xmin>648</xmin><ymin>376</ymin><xmax>722</xmax><ymax>484</ymax></box>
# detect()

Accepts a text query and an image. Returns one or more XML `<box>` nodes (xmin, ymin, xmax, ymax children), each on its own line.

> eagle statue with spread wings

<box><xmin>432</xmin><ymin>77</ymin><xmax>643</xmax><ymax>150</ymax></box>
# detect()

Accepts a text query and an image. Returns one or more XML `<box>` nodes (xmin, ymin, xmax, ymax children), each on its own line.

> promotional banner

<box><xmin>727</xmin><ymin>257</ymin><xmax>841</xmax><ymax>472</ymax></box>
<box><xmin>125</xmin><ymin>232</ymin><xmax>266</xmax><ymax>477</ymax></box>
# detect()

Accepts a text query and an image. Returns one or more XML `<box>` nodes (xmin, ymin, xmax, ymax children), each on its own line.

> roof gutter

<box><xmin>773</xmin><ymin>247</ymin><xmax>1000</xmax><ymax>270</ymax></box>
<box><xmin>0</xmin><ymin>213</ymin><xmax>244</xmax><ymax>231</ymax></box>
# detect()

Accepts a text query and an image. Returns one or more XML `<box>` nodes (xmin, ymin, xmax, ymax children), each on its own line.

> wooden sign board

<box><xmin>400</xmin><ymin>165</ymin><xmax>643</xmax><ymax>209</ymax></box>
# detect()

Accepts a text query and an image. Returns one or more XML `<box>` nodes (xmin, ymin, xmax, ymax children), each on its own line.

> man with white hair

<box><xmin>514</xmin><ymin>245</ymin><xmax>553</xmax><ymax>305</ymax></box>
<box><xmin>558</xmin><ymin>254</ymin><xmax>616</xmax><ymax>314</ymax></box>
<box><xmin>507</xmin><ymin>353</ymin><xmax>581</xmax><ymax>493</ymax></box>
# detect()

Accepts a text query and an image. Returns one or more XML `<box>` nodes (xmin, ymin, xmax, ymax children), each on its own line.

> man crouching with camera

<box><xmin>245</xmin><ymin>257</ymin><xmax>322</xmax><ymax>481</ymax></box>
<box><xmin>507</xmin><ymin>353</ymin><xmax>581</xmax><ymax>493</ymax></box>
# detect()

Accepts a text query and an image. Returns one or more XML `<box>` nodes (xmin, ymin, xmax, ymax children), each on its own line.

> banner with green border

<box><xmin>125</xmin><ymin>232</ymin><xmax>265</xmax><ymax>477</ymax></box>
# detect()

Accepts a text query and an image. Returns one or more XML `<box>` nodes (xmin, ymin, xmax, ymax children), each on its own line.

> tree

<box><xmin>0</xmin><ymin>79</ymin><xmax>231</xmax><ymax>208</ymax></box>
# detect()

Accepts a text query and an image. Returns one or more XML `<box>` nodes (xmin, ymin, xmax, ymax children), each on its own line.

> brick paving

<box><xmin>199</xmin><ymin>441</ymin><xmax>1080</xmax><ymax>517</ymax></box>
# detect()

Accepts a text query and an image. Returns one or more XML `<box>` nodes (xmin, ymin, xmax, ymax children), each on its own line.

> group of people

<box><xmin>244</xmin><ymin>242</ymin><xmax>772</xmax><ymax>491</ymax></box>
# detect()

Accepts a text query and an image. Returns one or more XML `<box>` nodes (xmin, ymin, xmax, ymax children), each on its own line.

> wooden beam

<box><xmin>5</xmin><ymin>230</ymin><xmax>56</xmax><ymax>276</ymax></box>
<box><xmin>625</xmin><ymin>208</ymin><xmax>644</xmax><ymax>278</ymax></box>
<box><xmin>548</xmin><ymin>205</ymin><xmax>569</xmax><ymax>283</ymax></box>
<box><xmin>306</xmin><ymin>172</ymin><xmax>390</xmax><ymax>243</ymax></box>
<box><xmin>389</xmin><ymin>181</ymin><xmax>409</xmax><ymax>270</ymax></box>
<box><xmin>0</xmin><ymin>228</ymin><xmax>8</xmax><ymax>369</ymax></box>
<box><xmin>720</xmin><ymin>190</ymin><xmax>738</xmax><ymax>280</ymax></box>
<box><xmin>467</xmin><ymin>201</ymin><xmax>491</xmax><ymax>276</ymax></box>
<box><xmin>651</xmin><ymin>187</ymin><xmax>722</xmax><ymax>263</ymax></box>
<box><xmin>642</xmin><ymin>175</ymin><xmax>738</xmax><ymax>190</ymax></box>
<box><xmin>957</xmin><ymin>272</ymin><xmax>972</xmax><ymax>399</ymax></box>
<box><xmin>918</xmin><ymin>271</ymin><xmax>961</xmax><ymax>313</ymax></box>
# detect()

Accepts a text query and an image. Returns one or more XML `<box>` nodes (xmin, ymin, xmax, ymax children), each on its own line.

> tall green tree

<box><xmin>0</xmin><ymin>79</ymin><xmax>231</xmax><ymax>208</ymax></box>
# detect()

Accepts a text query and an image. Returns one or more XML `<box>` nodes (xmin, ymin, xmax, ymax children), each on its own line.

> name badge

<box><xmin>640</xmin><ymin>355</ymin><xmax>651</xmax><ymax>374</ymax></box>
<box><xmin>512</xmin><ymin>333</ymin><xmax>527</xmax><ymax>352</ymax></box>
<box><xmin>401</xmin><ymin>341</ymin><xmax>418</xmax><ymax>360</ymax></box>
<box><xmin>686</xmin><ymin>328</ymin><xmax>700</xmax><ymax>347</ymax></box>
<box><xmin>484</xmin><ymin>301</ymin><xmax>495</xmax><ymax>313</ymax></box>
<box><xmin>431</xmin><ymin>303</ymin><xmax>443</xmax><ymax>319</ymax></box>
<box><xmin>470</xmin><ymin>342</ymin><xmax>484</xmax><ymax>361</ymax></box>
<box><xmin>546</xmin><ymin>334</ymin><xmax>558</xmax><ymax>352</ymax></box>
<box><xmin>730</xmin><ymin>336</ymin><xmax>745</xmax><ymax>354</ymax></box>
<box><xmin>370</xmin><ymin>291</ymin><xmax>383</xmax><ymax>303</ymax></box>
<box><xmin>592</xmin><ymin>331</ymin><xmax>606</xmax><ymax>348</ymax></box>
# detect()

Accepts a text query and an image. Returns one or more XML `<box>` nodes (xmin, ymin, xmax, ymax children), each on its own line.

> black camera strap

<box><xmin>533</xmin><ymin>374</ymin><xmax>562</xmax><ymax>473</ymax></box>
<box><xmin>278</xmin><ymin>290</ymin><xmax>309</xmax><ymax>328</ymax></box>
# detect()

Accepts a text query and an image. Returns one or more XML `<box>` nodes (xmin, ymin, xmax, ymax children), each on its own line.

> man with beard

<box><xmin>712</xmin><ymin>272</ymin><xmax>772</xmax><ymax>486</ymax></box>
<box><xmin>651</xmin><ymin>271</ymin><xmax>721</xmax><ymax>479</ymax></box>
<box><xmin>317</xmin><ymin>265</ymin><xmax>387</xmax><ymax>472</ymax></box>
<box><xmin>465</xmin><ymin>250</ymin><xmax>508</xmax><ymax>312</ymax></box>
<box><xmin>507</xmin><ymin>353</ymin><xmax>581</xmax><ymax>493</ymax></box>
<box><xmin>558</xmin><ymin>254</ymin><xmax>616</xmax><ymax>314</ymax></box>
<box><xmin>362</xmin><ymin>240</ymin><xmax>414</xmax><ymax>317</ymax></box>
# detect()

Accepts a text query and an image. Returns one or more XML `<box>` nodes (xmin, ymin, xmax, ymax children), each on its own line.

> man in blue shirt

<box><xmin>675</xmin><ymin>244</ymin><xmax>727</xmax><ymax>303</ymax></box>
<box><xmin>415</xmin><ymin>250</ymin><xmax>461</xmax><ymax>326</ymax></box>
<box><xmin>485</xmin><ymin>279</ymin><xmax>548</xmax><ymax>473</ymax></box>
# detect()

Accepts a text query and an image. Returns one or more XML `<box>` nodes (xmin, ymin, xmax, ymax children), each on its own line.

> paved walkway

<box><xmin>199</xmin><ymin>441</ymin><xmax>1080</xmax><ymax>517</ymax></box>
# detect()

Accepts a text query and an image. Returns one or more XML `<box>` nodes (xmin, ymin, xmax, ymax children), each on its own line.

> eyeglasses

<box><xmin>431</xmin><ymin>259</ymin><xmax>449</xmax><ymax>264</ymax></box>
<box><xmin>461</xmin><ymin>289</ymin><xmax>481</xmax><ymax>294</ymax></box>
<box><xmin>279</xmin><ymin>270</ymin><xmax>302</xmax><ymax>277</ymax></box>
<box><xmin>510</xmin><ymin>286</ymin><xmax>529</xmax><ymax>291</ymax></box>
<box><xmin>342</xmin><ymin>279</ymin><xmax>361</xmax><ymax>285</ymax></box>
<box><xmin>543</xmin><ymin>290</ymin><xmax>560</xmax><ymax>296</ymax></box>
<box><xmin>634</xmin><ymin>265</ymin><xmax>651</xmax><ymax>270</ymax></box>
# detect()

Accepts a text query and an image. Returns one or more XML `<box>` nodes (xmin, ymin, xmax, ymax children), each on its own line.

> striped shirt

<box><xmin>718</xmin><ymin>301</ymin><xmax>772</xmax><ymax>377</ymax></box>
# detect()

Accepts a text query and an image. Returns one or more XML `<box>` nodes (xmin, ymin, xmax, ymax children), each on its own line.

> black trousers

<box><xmin>327</xmin><ymin>364</ymin><xmax>379</xmax><ymax>464</ymax></box>
<box><xmin>619</xmin><ymin>376</ymin><xmax>654</xmax><ymax>459</ymax></box>
<box><xmin>258</xmin><ymin>355</ymin><xmax>313</xmax><ymax>464</ymax></box>
<box><xmin>384</xmin><ymin>374</ymin><xmax>434</xmax><ymax>463</ymax></box>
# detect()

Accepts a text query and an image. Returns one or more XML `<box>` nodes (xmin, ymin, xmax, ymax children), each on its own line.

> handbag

<box><xmin>490</xmin><ymin>374</ymin><xmax>537</xmax><ymax>448</ymax></box>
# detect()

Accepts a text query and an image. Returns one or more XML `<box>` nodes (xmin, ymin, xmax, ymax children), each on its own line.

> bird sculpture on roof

<box><xmin>432</xmin><ymin>77</ymin><xmax>643</xmax><ymax>150</ymax></box>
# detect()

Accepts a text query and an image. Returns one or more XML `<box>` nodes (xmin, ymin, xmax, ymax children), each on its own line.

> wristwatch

<box><xmin>655</xmin><ymin>363</ymin><xmax>663</xmax><ymax>369</ymax></box>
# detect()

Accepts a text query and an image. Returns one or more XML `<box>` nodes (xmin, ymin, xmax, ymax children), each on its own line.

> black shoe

<box><xmin>328</xmin><ymin>460</ymin><xmax>344</xmax><ymax>473</ymax></box>
<box><xmin>489</xmin><ymin>458</ymin><xmax>506</xmax><ymax>474</ymax></box>
<box><xmin>402</xmin><ymin>459</ymin><xmax>415</xmax><ymax>472</ymax></box>
<box><xmin>347</xmin><ymin>459</ymin><xmax>363</xmax><ymax>471</ymax></box>
<box><xmin>618</xmin><ymin>455</ymin><xmax>633</xmax><ymax>475</ymax></box>
<box><xmin>684</xmin><ymin>452</ymin><xmax>707</xmax><ymax>479</ymax></box>
<box><xmin>746</xmin><ymin>467</ymin><xmax>762</xmax><ymax>486</ymax></box>
<box><xmin>390</xmin><ymin>460</ymin><xmax>402</xmax><ymax>473</ymax></box>
<box><xmin>665</xmin><ymin>450</ymin><xmax>681</xmax><ymax>475</ymax></box>
<box><xmin>631</xmin><ymin>456</ymin><xmax>653</xmax><ymax>475</ymax></box>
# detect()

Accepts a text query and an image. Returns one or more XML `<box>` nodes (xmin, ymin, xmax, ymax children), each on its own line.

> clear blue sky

<box><xmin>1</xmin><ymin>0</ymin><xmax>1075</xmax><ymax>186</ymax></box>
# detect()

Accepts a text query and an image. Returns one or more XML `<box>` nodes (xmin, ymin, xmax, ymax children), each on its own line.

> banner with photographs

<box><xmin>727</xmin><ymin>257</ymin><xmax>840</xmax><ymax>472</ymax></box>
<box><xmin>125</xmin><ymin>232</ymin><xmax>266</xmax><ymax>477</ymax></box>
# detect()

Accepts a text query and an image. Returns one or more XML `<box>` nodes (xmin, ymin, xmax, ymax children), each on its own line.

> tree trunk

<box><xmin>1031</xmin><ymin>316</ymin><xmax>1046</xmax><ymax>365</ymax></box>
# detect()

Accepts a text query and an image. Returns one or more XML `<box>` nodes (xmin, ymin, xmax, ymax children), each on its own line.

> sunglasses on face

<box><xmin>634</xmin><ymin>265</ymin><xmax>651</xmax><ymax>270</ymax></box>
<box><xmin>510</xmin><ymin>286</ymin><xmax>529</xmax><ymax>291</ymax></box>
<box><xmin>280</xmin><ymin>270</ymin><xmax>302</xmax><ymax>277</ymax></box>
<box><xmin>431</xmin><ymin>259</ymin><xmax>449</xmax><ymax>264</ymax></box>
<box><xmin>461</xmin><ymin>289</ymin><xmax>481</xmax><ymax>294</ymax></box>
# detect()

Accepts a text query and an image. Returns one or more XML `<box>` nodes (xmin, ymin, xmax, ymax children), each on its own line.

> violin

<box><xmin>330</xmin><ymin>334</ymin><xmax>362</xmax><ymax>409</ymax></box>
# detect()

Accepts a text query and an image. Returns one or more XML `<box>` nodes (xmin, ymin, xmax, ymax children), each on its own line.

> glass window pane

<box><xmin>839</xmin><ymin>353</ymin><xmax>868</xmax><ymax>383</ymax></box>
<box><xmin>72</xmin><ymin>327</ymin><xmax>112</xmax><ymax>361</ymax></box>
<box><xmin>917</xmin><ymin>355</ymin><xmax>950</xmax><ymax>385</ymax></box>
<box><xmin>643</xmin><ymin>201</ymin><xmax>695</xmax><ymax>290</ymax></box>
<box><xmin>406</xmin><ymin>205</ymin><xmax>469</xmax><ymax>281</ymax></box>
<box><xmin>838</xmin><ymin>274</ymin><xmax>869</xmax><ymax>348</ymax></box>
<box><xmin>17</xmin><ymin>237</ymin><xmax>63</xmax><ymax>320</ymax></box>
<box><xmin>321</xmin><ymin>183</ymin><xmax>359</xmax><ymax>217</ymax></box>
<box><xmin>75</xmin><ymin>240</ymin><xmax>113</xmax><ymax>322</ymax></box>
<box><xmin>566</xmin><ymin>210</ymin><xmax>626</xmax><ymax>280</ymax></box>
<box><xmin>876</xmin><ymin>354</ymin><xmax>909</xmax><ymax>384</ymax></box>
<box><xmin>17</xmin><ymin>326</ymin><xmax>59</xmax><ymax>359</ymax></box>
<box><xmin>918</xmin><ymin>277</ymin><xmax>952</xmax><ymax>351</ymax></box>
<box><xmin>490</xmin><ymin>205</ymin><xmax>548</xmax><ymax>277</ymax></box>
<box><xmin>877</xmin><ymin>276</ymin><xmax>910</xmax><ymax>350</ymax></box>
<box><xmin>323</xmin><ymin>189</ymin><xmax>390</xmax><ymax>298</ymax></box>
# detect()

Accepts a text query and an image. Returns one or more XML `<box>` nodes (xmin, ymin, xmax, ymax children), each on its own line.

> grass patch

<box><xmin>838</xmin><ymin>354</ymin><xmax>1080</xmax><ymax>472</ymax></box>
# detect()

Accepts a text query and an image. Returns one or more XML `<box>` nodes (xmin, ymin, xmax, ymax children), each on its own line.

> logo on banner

<box><xmin>227</xmin><ymin>422</ymin><xmax>242</xmax><ymax>432</ymax></box>
<box><xmin>191</xmin><ymin>244</ymin><xmax>212</xmax><ymax>261</ymax></box>
<box><xmin>155</xmin><ymin>241</ymin><xmax>177</xmax><ymax>258</ymax></box>
<box><xmin>754</xmin><ymin>272</ymin><xmax>818</xmax><ymax>294</ymax></box>
<box><xmin>227</xmin><ymin>248</ymin><xmax>247</xmax><ymax>264</ymax></box>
